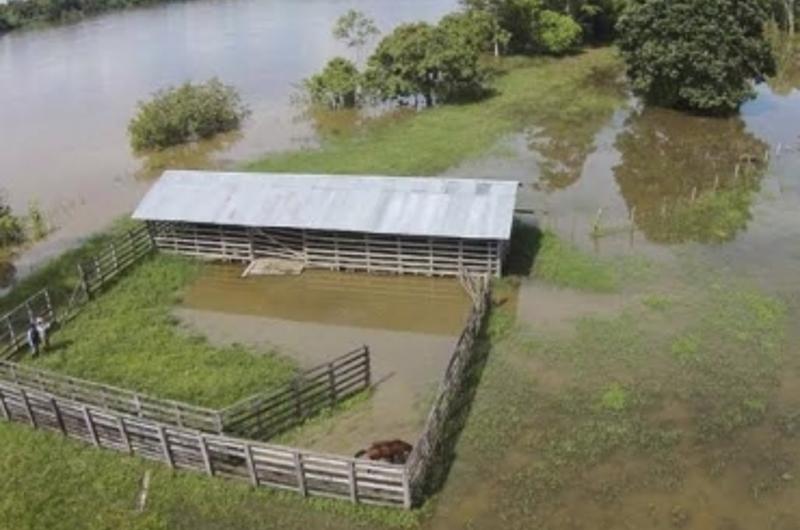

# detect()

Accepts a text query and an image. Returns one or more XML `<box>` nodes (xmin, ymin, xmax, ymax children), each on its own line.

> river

<box><xmin>0</xmin><ymin>0</ymin><xmax>457</xmax><ymax>279</ymax></box>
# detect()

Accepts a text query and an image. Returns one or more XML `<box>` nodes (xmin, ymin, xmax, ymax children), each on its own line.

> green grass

<box><xmin>247</xmin><ymin>48</ymin><xmax>624</xmax><ymax>176</ymax></box>
<box><xmin>0</xmin><ymin>421</ymin><xmax>419</xmax><ymax>530</ymax></box>
<box><xmin>26</xmin><ymin>254</ymin><xmax>296</xmax><ymax>408</ymax></box>
<box><xmin>531</xmin><ymin>230</ymin><xmax>620</xmax><ymax>292</ymax></box>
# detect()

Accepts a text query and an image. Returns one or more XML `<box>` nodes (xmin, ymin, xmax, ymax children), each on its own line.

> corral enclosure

<box><xmin>133</xmin><ymin>171</ymin><xmax>518</xmax><ymax>278</ymax></box>
<box><xmin>176</xmin><ymin>264</ymin><xmax>473</xmax><ymax>453</ymax></box>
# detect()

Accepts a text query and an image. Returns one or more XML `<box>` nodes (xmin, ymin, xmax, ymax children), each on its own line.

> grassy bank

<box><xmin>23</xmin><ymin>254</ymin><xmax>295</xmax><ymax>407</ymax></box>
<box><xmin>247</xmin><ymin>48</ymin><xmax>625</xmax><ymax>176</ymax></box>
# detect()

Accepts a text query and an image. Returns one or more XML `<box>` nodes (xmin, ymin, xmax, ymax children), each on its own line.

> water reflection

<box><xmin>614</xmin><ymin>108</ymin><xmax>768</xmax><ymax>244</ymax></box>
<box><xmin>530</xmin><ymin>61</ymin><xmax>627</xmax><ymax>191</ymax></box>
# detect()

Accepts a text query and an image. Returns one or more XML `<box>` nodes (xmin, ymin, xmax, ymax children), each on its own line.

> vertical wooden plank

<box><xmin>4</xmin><ymin>317</ymin><xmax>14</xmax><ymax>352</ymax></box>
<box><xmin>20</xmin><ymin>388</ymin><xmax>36</xmax><ymax>427</ymax></box>
<box><xmin>82</xmin><ymin>406</ymin><xmax>99</xmax><ymax>446</ymax></box>
<box><xmin>110</xmin><ymin>242</ymin><xmax>119</xmax><ymax>273</ymax></box>
<box><xmin>77</xmin><ymin>263</ymin><xmax>91</xmax><ymax>300</ymax></box>
<box><xmin>157</xmin><ymin>425</ymin><xmax>175</xmax><ymax>468</ymax></box>
<box><xmin>347</xmin><ymin>460</ymin><xmax>358</xmax><ymax>503</ymax></box>
<box><xmin>43</xmin><ymin>289</ymin><xmax>54</xmax><ymax>322</ymax></box>
<box><xmin>293</xmin><ymin>452</ymin><xmax>307</xmax><ymax>497</ymax></box>
<box><xmin>198</xmin><ymin>435</ymin><xmax>214</xmax><ymax>476</ymax></box>
<box><xmin>50</xmin><ymin>397</ymin><xmax>66</xmax><ymax>436</ymax></box>
<box><xmin>94</xmin><ymin>257</ymin><xmax>103</xmax><ymax>288</ymax></box>
<box><xmin>363</xmin><ymin>346</ymin><xmax>371</xmax><ymax>388</ymax></box>
<box><xmin>244</xmin><ymin>444</ymin><xmax>258</xmax><ymax>487</ymax></box>
<box><xmin>402</xmin><ymin>467</ymin><xmax>412</xmax><ymax>509</ymax></box>
<box><xmin>0</xmin><ymin>389</ymin><xmax>9</xmax><ymax>421</ymax></box>
<box><xmin>213</xmin><ymin>412</ymin><xmax>224</xmax><ymax>435</ymax></box>
<box><xmin>327</xmin><ymin>363</ymin><xmax>337</xmax><ymax>407</ymax></box>
<box><xmin>133</xmin><ymin>394</ymin><xmax>142</xmax><ymax>417</ymax></box>
<box><xmin>118</xmin><ymin>417</ymin><xmax>133</xmax><ymax>455</ymax></box>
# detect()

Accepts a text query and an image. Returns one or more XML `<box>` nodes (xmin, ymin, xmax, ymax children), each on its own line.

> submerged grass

<box><xmin>26</xmin><ymin>254</ymin><xmax>296</xmax><ymax>407</ymax></box>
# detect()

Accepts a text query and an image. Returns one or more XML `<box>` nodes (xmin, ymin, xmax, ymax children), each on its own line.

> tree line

<box><xmin>308</xmin><ymin>0</ymin><xmax>798</xmax><ymax>115</ymax></box>
<box><xmin>0</xmin><ymin>0</ymin><xmax>173</xmax><ymax>33</ymax></box>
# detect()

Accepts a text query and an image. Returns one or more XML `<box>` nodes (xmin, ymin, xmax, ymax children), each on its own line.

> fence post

<box><xmin>402</xmin><ymin>468</ymin><xmax>412</xmax><ymax>509</ymax></box>
<box><xmin>292</xmin><ymin>379</ymin><xmax>303</xmax><ymax>419</ymax></box>
<box><xmin>93</xmin><ymin>257</ymin><xmax>103</xmax><ymax>288</ymax></box>
<box><xmin>4</xmin><ymin>317</ymin><xmax>14</xmax><ymax>353</ymax></box>
<box><xmin>118</xmin><ymin>417</ymin><xmax>133</xmax><ymax>454</ymax></box>
<box><xmin>347</xmin><ymin>461</ymin><xmax>358</xmax><ymax>503</ymax></box>
<box><xmin>214</xmin><ymin>412</ymin><xmax>224</xmax><ymax>435</ymax></box>
<box><xmin>82</xmin><ymin>406</ymin><xmax>99</xmax><ymax>446</ymax></box>
<box><xmin>293</xmin><ymin>452</ymin><xmax>307</xmax><ymax>497</ymax></box>
<box><xmin>327</xmin><ymin>363</ymin><xmax>337</xmax><ymax>407</ymax></box>
<box><xmin>110</xmin><ymin>242</ymin><xmax>119</xmax><ymax>273</ymax></box>
<box><xmin>77</xmin><ymin>263</ymin><xmax>91</xmax><ymax>301</ymax></box>
<box><xmin>43</xmin><ymin>290</ymin><xmax>54</xmax><ymax>322</ymax></box>
<box><xmin>244</xmin><ymin>444</ymin><xmax>258</xmax><ymax>487</ymax></box>
<box><xmin>198</xmin><ymin>435</ymin><xmax>214</xmax><ymax>476</ymax></box>
<box><xmin>363</xmin><ymin>346</ymin><xmax>371</xmax><ymax>387</ymax></box>
<box><xmin>20</xmin><ymin>388</ymin><xmax>36</xmax><ymax>427</ymax></box>
<box><xmin>0</xmin><ymin>389</ymin><xmax>9</xmax><ymax>420</ymax></box>
<box><xmin>50</xmin><ymin>397</ymin><xmax>66</xmax><ymax>435</ymax></box>
<box><xmin>158</xmin><ymin>425</ymin><xmax>175</xmax><ymax>469</ymax></box>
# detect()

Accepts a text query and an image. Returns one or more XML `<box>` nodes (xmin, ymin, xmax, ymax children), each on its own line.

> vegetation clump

<box><xmin>0</xmin><ymin>196</ymin><xmax>25</xmax><ymax>249</ymax></box>
<box><xmin>128</xmin><ymin>78</ymin><xmax>249</xmax><ymax>152</ymax></box>
<box><xmin>617</xmin><ymin>0</ymin><xmax>776</xmax><ymax>114</ymax></box>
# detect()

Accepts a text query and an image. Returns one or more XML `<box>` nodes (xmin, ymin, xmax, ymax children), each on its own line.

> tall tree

<box><xmin>617</xmin><ymin>0</ymin><xmax>776</xmax><ymax>114</ymax></box>
<box><xmin>332</xmin><ymin>9</ymin><xmax>380</xmax><ymax>64</ymax></box>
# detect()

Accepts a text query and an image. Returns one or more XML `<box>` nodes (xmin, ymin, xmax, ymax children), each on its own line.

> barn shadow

<box><xmin>504</xmin><ymin>218</ymin><xmax>543</xmax><ymax>277</ymax></box>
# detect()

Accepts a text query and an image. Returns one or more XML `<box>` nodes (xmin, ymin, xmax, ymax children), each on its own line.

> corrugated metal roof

<box><xmin>132</xmin><ymin>170</ymin><xmax>519</xmax><ymax>240</ymax></box>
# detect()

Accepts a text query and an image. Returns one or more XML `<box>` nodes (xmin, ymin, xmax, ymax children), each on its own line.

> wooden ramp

<box><xmin>242</xmin><ymin>258</ymin><xmax>304</xmax><ymax>277</ymax></box>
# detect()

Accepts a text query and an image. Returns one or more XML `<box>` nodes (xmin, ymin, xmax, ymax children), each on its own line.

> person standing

<box><xmin>35</xmin><ymin>316</ymin><xmax>50</xmax><ymax>350</ymax></box>
<box><xmin>26</xmin><ymin>322</ymin><xmax>40</xmax><ymax>357</ymax></box>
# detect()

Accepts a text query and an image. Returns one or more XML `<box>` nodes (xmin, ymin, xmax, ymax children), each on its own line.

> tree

<box><xmin>617</xmin><ymin>0</ymin><xmax>776</xmax><ymax>115</ymax></box>
<box><xmin>535</xmin><ymin>9</ymin><xmax>583</xmax><ymax>53</ymax></box>
<box><xmin>365</xmin><ymin>22</ymin><xmax>489</xmax><ymax>106</ymax></box>
<box><xmin>332</xmin><ymin>9</ymin><xmax>380</xmax><ymax>64</ymax></box>
<box><xmin>304</xmin><ymin>57</ymin><xmax>362</xmax><ymax>109</ymax></box>
<box><xmin>438</xmin><ymin>9</ymin><xmax>510</xmax><ymax>57</ymax></box>
<box><xmin>0</xmin><ymin>196</ymin><xmax>24</xmax><ymax>249</ymax></box>
<box><xmin>461</xmin><ymin>0</ymin><xmax>545</xmax><ymax>53</ymax></box>
<box><xmin>128</xmin><ymin>79</ymin><xmax>249</xmax><ymax>151</ymax></box>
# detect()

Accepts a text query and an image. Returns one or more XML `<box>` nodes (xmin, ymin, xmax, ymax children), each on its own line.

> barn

<box><xmin>132</xmin><ymin>170</ymin><xmax>519</xmax><ymax>277</ymax></box>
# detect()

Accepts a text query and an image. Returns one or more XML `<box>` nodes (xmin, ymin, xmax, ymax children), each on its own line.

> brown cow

<box><xmin>355</xmin><ymin>440</ymin><xmax>413</xmax><ymax>464</ymax></box>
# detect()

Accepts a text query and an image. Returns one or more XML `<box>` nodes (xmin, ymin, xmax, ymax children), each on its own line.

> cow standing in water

<box><xmin>355</xmin><ymin>440</ymin><xmax>413</xmax><ymax>464</ymax></box>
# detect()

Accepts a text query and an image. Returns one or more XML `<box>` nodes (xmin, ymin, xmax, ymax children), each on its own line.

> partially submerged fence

<box><xmin>0</xmin><ymin>379</ymin><xmax>409</xmax><ymax>507</ymax></box>
<box><xmin>221</xmin><ymin>346</ymin><xmax>371</xmax><ymax>439</ymax></box>
<box><xmin>405</xmin><ymin>274</ymin><xmax>490</xmax><ymax>504</ymax></box>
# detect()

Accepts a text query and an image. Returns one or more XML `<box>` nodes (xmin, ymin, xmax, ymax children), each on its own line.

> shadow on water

<box><xmin>613</xmin><ymin>107</ymin><xmax>769</xmax><ymax>244</ymax></box>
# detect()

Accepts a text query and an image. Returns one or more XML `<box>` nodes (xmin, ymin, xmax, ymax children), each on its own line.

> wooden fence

<box><xmin>0</xmin><ymin>379</ymin><xmax>409</xmax><ymax>507</ymax></box>
<box><xmin>0</xmin><ymin>289</ymin><xmax>54</xmax><ymax>358</ymax></box>
<box><xmin>0</xmin><ymin>360</ymin><xmax>223</xmax><ymax>432</ymax></box>
<box><xmin>76</xmin><ymin>224</ymin><xmax>154</xmax><ymax>299</ymax></box>
<box><xmin>405</xmin><ymin>275</ymin><xmax>490</xmax><ymax>504</ymax></box>
<box><xmin>221</xmin><ymin>346</ymin><xmax>371</xmax><ymax>439</ymax></box>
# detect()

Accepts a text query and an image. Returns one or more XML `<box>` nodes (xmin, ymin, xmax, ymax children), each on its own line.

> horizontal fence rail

<box><xmin>0</xmin><ymin>289</ymin><xmax>54</xmax><ymax>359</ymax></box>
<box><xmin>405</xmin><ymin>275</ymin><xmax>490</xmax><ymax>504</ymax></box>
<box><xmin>0</xmin><ymin>361</ymin><xmax>223</xmax><ymax>432</ymax></box>
<box><xmin>221</xmin><ymin>346</ymin><xmax>371</xmax><ymax>440</ymax></box>
<box><xmin>77</xmin><ymin>224</ymin><xmax>154</xmax><ymax>299</ymax></box>
<box><xmin>0</xmin><ymin>380</ymin><xmax>409</xmax><ymax>507</ymax></box>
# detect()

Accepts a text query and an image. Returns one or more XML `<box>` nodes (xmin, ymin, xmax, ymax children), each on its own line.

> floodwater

<box><xmin>176</xmin><ymin>265</ymin><xmax>471</xmax><ymax>452</ymax></box>
<box><xmin>0</xmin><ymin>0</ymin><xmax>457</xmax><ymax>281</ymax></box>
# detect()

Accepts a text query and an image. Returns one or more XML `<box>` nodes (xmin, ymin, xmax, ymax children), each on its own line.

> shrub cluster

<box><xmin>128</xmin><ymin>79</ymin><xmax>249</xmax><ymax>152</ymax></box>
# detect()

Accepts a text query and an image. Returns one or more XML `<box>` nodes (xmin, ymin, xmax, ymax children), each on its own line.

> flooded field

<box><xmin>177</xmin><ymin>265</ymin><xmax>471</xmax><ymax>452</ymax></box>
<box><xmin>0</xmin><ymin>0</ymin><xmax>456</xmax><ymax>281</ymax></box>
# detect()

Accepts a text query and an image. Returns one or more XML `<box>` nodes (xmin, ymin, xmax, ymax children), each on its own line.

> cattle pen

<box><xmin>132</xmin><ymin>171</ymin><xmax>518</xmax><ymax>278</ymax></box>
<box><xmin>0</xmin><ymin>170</ymin><xmax>516</xmax><ymax>509</ymax></box>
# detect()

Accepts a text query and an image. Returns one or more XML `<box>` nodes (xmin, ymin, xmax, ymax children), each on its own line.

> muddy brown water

<box><xmin>177</xmin><ymin>266</ymin><xmax>471</xmax><ymax>453</ymax></box>
<box><xmin>0</xmin><ymin>0</ymin><xmax>457</xmax><ymax>284</ymax></box>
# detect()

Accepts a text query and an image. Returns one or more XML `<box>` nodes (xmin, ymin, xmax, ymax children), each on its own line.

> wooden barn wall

<box><xmin>148</xmin><ymin>222</ymin><xmax>505</xmax><ymax>277</ymax></box>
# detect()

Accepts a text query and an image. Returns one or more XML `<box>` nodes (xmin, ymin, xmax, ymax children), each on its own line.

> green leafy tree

<box><xmin>304</xmin><ymin>57</ymin><xmax>362</xmax><ymax>109</ymax></box>
<box><xmin>461</xmin><ymin>0</ymin><xmax>545</xmax><ymax>53</ymax></box>
<box><xmin>128</xmin><ymin>78</ymin><xmax>249</xmax><ymax>151</ymax></box>
<box><xmin>365</xmin><ymin>22</ymin><xmax>489</xmax><ymax>106</ymax></box>
<box><xmin>535</xmin><ymin>9</ymin><xmax>583</xmax><ymax>53</ymax></box>
<box><xmin>438</xmin><ymin>9</ymin><xmax>510</xmax><ymax>56</ymax></box>
<box><xmin>332</xmin><ymin>9</ymin><xmax>380</xmax><ymax>64</ymax></box>
<box><xmin>617</xmin><ymin>0</ymin><xmax>776</xmax><ymax>114</ymax></box>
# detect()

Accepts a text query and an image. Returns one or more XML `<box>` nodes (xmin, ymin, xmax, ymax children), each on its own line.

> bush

<box><xmin>0</xmin><ymin>198</ymin><xmax>25</xmax><ymax>249</ymax></box>
<box><xmin>128</xmin><ymin>79</ymin><xmax>249</xmax><ymax>152</ymax></box>
<box><xmin>535</xmin><ymin>10</ymin><xmax>583</xmax><ymax>54</ymax></box>
<box><xmin>304</xmin><ymin>58</ymin><xmax>362</xmax><ymax>109</ymax></box>
<box><xmin>616</xmin><ymin>0</ymin><xmax>776</xmax><ymax>114</ymax></box>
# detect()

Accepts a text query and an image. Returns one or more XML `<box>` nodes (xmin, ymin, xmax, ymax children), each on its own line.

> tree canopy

<box><xmin>304</xmin><ymin>58</ymin><xmax>362</xmax><ymax>109</ymax></box>
<box><xmin>332</xmin><ymin>9</ymin><xmax>380</xmax><ymax>64</ymax></box>
<box><xmin>617</xmin><ymin>0</ymin><xmax>776</xmax><ymax>114</ymax></box>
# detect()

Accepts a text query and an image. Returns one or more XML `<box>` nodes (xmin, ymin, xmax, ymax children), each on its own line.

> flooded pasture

<box><xmin>176</xmin><ymin>265</ymin><xmax>472</xmax><ymax>453</ymax></box>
